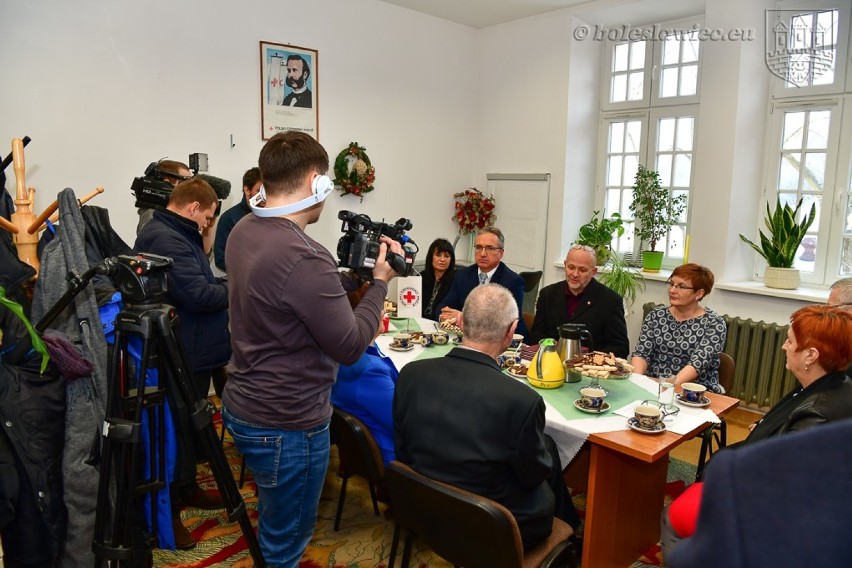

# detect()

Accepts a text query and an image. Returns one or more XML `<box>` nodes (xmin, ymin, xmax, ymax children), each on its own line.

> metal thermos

<box><xmin>556</xmin><ymin>323</ymin><xmax>593</xmax><ymax>366</ymax></box>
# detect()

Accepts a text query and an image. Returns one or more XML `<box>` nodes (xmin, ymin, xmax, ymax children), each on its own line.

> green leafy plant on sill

<box><xmin>597</xmin><ymin>251</ymin><xmax>645</xmax><ymax>307</ymax></box>
<box><xmin>628</xmin><ymin>165</ymin><xmax>687</xmax><ymax>252</ymax></box>
<box><xmin>738</xmin><ymin>197</ymin><xmax>816</xmax><ymax>268</ymax></box>
<box><xmin>576</xmin><ymin>210</ymin><xmax>625</xmax><ymax>265</ymax></box>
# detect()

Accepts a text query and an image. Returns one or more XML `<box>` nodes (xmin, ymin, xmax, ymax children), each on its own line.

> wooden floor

<box><xmin>669</xmin><ymin>406</ymin><xmax>762</xmax><ymax>466</ymax></box>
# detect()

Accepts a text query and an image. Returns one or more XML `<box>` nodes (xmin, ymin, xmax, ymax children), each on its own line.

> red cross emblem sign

<box><xmin>399</xmin><ymin>287</ymin><xmax>420</xmax><ymax>307</ymax></box>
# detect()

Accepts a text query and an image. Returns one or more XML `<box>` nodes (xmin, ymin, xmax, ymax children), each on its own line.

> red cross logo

<box><xmin>402</xmin><ymin>290</ymin><xmax>417</xmax><ymax>304</ymax></box>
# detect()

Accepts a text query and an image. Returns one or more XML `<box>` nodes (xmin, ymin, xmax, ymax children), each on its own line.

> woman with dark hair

<box><xmin>662</xmin><ymin>304</ymin><xmax>852</xmax><ymax>563</ymax></box>
<box><xmin>631</xmin><ymin>263</ymin><xmax>727</xmax><ymax>392</ymax></box>
<box><xmin>421</xmin><ymin>238</ymin><xmax>455</xmax><ymax>319</ymax></box>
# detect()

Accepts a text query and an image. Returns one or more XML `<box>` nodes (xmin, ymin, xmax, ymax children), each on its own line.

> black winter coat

<box><xmin>134</xmin><ymin>209</ymin><xmax>230</xmax><ymax>373</ymax></box>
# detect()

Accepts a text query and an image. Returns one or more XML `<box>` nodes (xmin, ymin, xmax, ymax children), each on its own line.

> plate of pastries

<box><xmin>565</xmin><ymin>351</ymin><xmax>634</xmax><ymax>379</ymax></box>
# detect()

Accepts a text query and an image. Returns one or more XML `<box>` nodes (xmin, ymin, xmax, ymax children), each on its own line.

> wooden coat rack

<box><xmin>1</xmin><ymin>137</ymin><xmax>105</xmax><ymax>279</ymax></box>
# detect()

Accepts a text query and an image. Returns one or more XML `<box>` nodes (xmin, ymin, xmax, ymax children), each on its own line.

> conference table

<box><xmin>379</xmin><ymin>318</ymin><xmax>740</xmax><ymax>568</ymax></box>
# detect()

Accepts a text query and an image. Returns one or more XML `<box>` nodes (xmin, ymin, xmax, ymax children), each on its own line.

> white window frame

<box><xmin>597</xmin><ymin>18</ymin><xmax>703</xmax><ymax>268</ymax></box>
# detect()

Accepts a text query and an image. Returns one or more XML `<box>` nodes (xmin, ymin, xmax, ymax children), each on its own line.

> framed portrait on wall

<box><xmin>259</xmin><ymin>41</ymin><xmax>318</xmax><ymax>140</ymax></box>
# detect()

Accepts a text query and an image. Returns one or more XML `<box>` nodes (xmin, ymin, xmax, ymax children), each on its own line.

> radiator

<box><xmin>641</xmin><ymin>303</ymin><xmax>796</xmax><ymax>410</ymax></box>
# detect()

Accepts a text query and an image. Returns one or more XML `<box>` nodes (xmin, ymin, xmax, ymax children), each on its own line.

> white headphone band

<box><xmin>251</xmin><ymin>174</ymin><xmax>334</xmax><ymax>217</ymax></box>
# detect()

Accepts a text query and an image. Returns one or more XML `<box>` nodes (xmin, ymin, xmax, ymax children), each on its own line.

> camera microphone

<box><xmin>195</xmin><ymin>173</ymin><xmax>231</xmax><ymax>200</ymax></box>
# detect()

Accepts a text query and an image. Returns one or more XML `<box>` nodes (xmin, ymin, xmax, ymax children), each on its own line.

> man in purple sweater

<box><xmin>221</xmin><ymin>131</ymin><xmax>402</xmax><ymax>567</ymax></box>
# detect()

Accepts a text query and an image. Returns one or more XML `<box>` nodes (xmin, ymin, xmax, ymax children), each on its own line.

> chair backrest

<box><xmin>386</xmin><ymin>461</ymin><xmax>524</xmax><ymax>568</ymax></box>
<box><xmin>330</xmin><ymin>407</ymin><xmax>385</xmax><ymax>483</ymax></box>
<box><xmin>519</xmin><ymin>271</ymin><xmax>543</xmax><ymax>294</ymax></box>
<box><xmin>719</xmin><ymin>352</ymin><xmax>735</xmax><ymax>394</ymax></box>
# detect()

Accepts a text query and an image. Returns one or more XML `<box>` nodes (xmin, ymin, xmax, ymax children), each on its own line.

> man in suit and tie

<box><xmin>530</xmin><ymin>245</ymin><xmax>629</xmax><ymax>357</ymax></box>
<box><xmin>394</xmin><ymin>284</ymin><xmax>579</xmax><ymax>550</ymax></box>
<box><xmin>437</xmin><ymin>227</ymin><xmax>529</xmax><ymax>339</ymax></box>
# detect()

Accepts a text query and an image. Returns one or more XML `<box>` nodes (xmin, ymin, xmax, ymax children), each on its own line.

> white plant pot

<box><xmin>764</xmin><ymin>267</ymin><xmax>800</xmax><ymax>290</ymax></box>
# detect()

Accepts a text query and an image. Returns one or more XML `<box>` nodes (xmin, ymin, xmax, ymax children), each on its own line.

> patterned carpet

<box><xmin>152</xmin><ymin>418</ymin><xmax>691</xmax><ymax>567</ymax></box>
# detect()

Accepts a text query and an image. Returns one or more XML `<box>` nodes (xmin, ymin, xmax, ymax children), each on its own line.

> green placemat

<box><xmin>533</xmin><ymin>376</ymin><xmax>656</xmax><ymax>420</ymax></box>
<box><xmin>388</xmin><ymin>318</ymin><xmax>421</xmax><ymax>332</ymax></box>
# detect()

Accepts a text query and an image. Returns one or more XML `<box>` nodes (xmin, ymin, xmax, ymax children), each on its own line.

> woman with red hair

<box><xmin>661</xmin><ymin>304</ymin><xmax>852</xmax><ymax>561</ymax></box>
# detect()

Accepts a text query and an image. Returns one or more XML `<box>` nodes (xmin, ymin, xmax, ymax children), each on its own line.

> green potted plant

<box><xmin>628</xmin><ymin>165</ymin><xmax>687</xmax><ymax>272</ymax></box>
<box><xmin>738</xmin><ymin>196</ymin><xmax>816</xmax><ymax>289</ymax></box>
<box><xmin>576</xmin><ymin>210</ymin><xmax>625</xmax><ymax>266</ymax></box>
<box><xmin>597</xmin><ymin>251</ymin><xmax>646</xmax><ymax>314</ymax></box>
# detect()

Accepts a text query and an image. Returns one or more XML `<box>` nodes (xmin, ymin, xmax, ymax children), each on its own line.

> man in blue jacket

<box><xmin>135</xmin><ymin>177</ymin><xmax>230</xmax><ymax>548</ymax></box>
<box><xmin>213</xmin><ymin>167</ymin><xmax>262</xmax><ymax>272</ymax></box>
<box><xmin>437</xmin><ymin>227</ymin><xmax>529</xmax><ymax>339</ymax></box>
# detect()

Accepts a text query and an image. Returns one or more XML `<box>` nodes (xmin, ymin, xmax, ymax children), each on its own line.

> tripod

<box><xmin>36</xmin><ymin>254</ymin><xmax>264</xmax><ymax>567</ymax></box>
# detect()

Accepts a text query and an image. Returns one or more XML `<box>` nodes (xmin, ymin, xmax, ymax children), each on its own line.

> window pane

<box><xmin>806</xmin><ymin>110</ymin><xmax>830</xmax><ymax>149</ymax></box>
<box><xmin>673</xmin><ymin>190</ymin><xmax>689</xmax><ymax>223</ymax></box>
<box><xmin>674</xmin><ymin>154</ymin><xmax>692</xmax><ymax>187</ymax></box>
<box><xmin>606</xmin><ymin>189</ymin><xmax>621</xmax><ymax>216</ymax></box>
<box><xmin>625</xmin><ymin>122</ymin><xmax>642</xmax><ymax>152</ymax></box>
<box><xmin>629</xmin><ymin>41</ymin><xmax>646</xmax><ymax>70</ymax></box>
<box><xmin>668</xmin><ymin>225</ymin><xmax>685</xmax><ymax>257</ymax></box>
<box><xmin>611</xmin><ymin>74</ymin><xmax>627</xmax><ymax>103</ymax></box>
<box><xmin>623</xmin><ymin>155</ymin><xmax>639</xmax><ymax>186</ymax></box>
<box><xmin>657</xmin><ymin>155</ymin><xmax>673</xmax><ymax>186</ymax></box>
<box><xmin>658</xmin><ymin>118</ymin><xmax>675</xmax><ymax>152</ymax></box>
<box><xmin>779</xmin><ymin>154</ymin><xmax>801</xmax><ymax>190</ymax></box>
<box><xmin>628</xmin><ymin>71</ymin><xmax>644</xmax><ymax>101</ymax></box>
<box><xmin>607</xmin><ymin>156</ymin><xmax>623</xmax><ymax>186</ymax></box>
<box><xmin>782</xmin><ymin>112</ymin><xmax>805</xmax><ymax>150</ymax></box>
<box><xmin>778</xmin><ymin>192</ymin><xmax>798</xmax><ymax>209</ymax></box>
<box><xmin>676</xmin><ymin>118</ymin><xmax>694</xmax><ymax>151</ymax></box>
<box><xmin>660</xmin><ymin>67</ymin><xmax>679</xmax><ymax>97</ymax></box>
<box><xmin>613</xmin><ymin>43</ymin><xmax>629</xmax><ymax>72</ymax></box>
<box><xmin>663</xmin><ymin>36</ymin><xmax>680</xmax><ymax>65</ymax></box>
<box><xmin>802</xmin><ymin>152</ymin><xmax>825</xmax><ymax>191</ymax></box>
<box><xmin>609</xmin><ymin>122</ymin><xmax>624</xmax><ymax>153</ymax></box>
<box><xmin>680</xmin><ymin>64</ymin><xmax>698</xmax><ymax>96</ymax></box>
<box><xmin>683</xmin><ymin>36</ymin><xmax>699</xmax><ymax>63</ymax></box>
<box><xmin>800</xmin><ymin>194</ymin><xmax>821</xmax><ymax>228</ymax></box>
<box><xmin>794</xmin><ymin>234</ymin><xmax>817</xmax><ymax>272</ymax></box>
<box><xmin>840</xmin><ymin>237</ymin><xmax>852</xmax><ymax>276</ymax></box>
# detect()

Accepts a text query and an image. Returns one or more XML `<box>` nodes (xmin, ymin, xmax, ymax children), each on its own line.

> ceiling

<box><xmin>377</xmin><ymin>0</ymin><xmax>707</xmax><ymax>29</ymax></box>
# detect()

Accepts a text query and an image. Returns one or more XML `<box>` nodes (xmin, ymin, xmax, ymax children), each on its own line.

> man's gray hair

<box><xmin>478</xmin><ymin>227</ymin><xmax>505</xmax><ymax>249</ymax></box>
<box><xmin>830</xmin><ymin>278</ymin><xmax>852</xmax><ymax>305</ymax></box>
<box><xmin>462</xmin><ymin>284</ymin><xmax>518</xmax><ymax>343</ymax></box>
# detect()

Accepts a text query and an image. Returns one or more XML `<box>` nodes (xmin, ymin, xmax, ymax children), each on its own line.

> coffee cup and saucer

<box><xmin>389</xmin><ymin>333</ymin><xmax>415</xmax><ymax>352</ymax></box>
<box><xmin>676</xmin><ymin>382</ymin><xmax>710</xmax><ymax>407</ymax></box>
<box><xmin>574</xmin><ymin>387</ymin><xmax>610</xmax><ymax>414</ymax></box>
<box><xmin>628</xmin><ymin>403</ymin><xmax>668</xmax><ymax>434</ymax></box>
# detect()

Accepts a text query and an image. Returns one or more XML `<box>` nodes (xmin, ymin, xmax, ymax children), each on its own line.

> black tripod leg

<box><xmin>153</xmin><ymin>310</ymin><xmax>266</xmax><ymax>567</ymax></box>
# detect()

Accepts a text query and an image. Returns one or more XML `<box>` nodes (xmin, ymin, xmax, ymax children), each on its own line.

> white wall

<box><xmin>1</xmin><ymin>0</ymin><xmax>478</xmax><ymax>253</ymax></box>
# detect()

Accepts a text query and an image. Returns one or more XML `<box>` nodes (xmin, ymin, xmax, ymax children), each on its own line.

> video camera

<box><xmin>111</xmin><ymin>253</ymin><xmax>173</xmax><ymax>304</ymax></box>
<box><xmin>337</xmin><ymin>211</ymin><xmax>418</xmax><ymax>278</ymax></box>
<box><xmin>131</xmin><ymin>153</ymin><xmax>230</xmax><ymax>211</ymax></box>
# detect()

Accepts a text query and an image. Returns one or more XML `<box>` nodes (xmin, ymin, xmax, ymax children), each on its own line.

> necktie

<box><xmin>479</xmin><ymin>273</ymin><xmax>488</xmax><ymax>286</ymax></box>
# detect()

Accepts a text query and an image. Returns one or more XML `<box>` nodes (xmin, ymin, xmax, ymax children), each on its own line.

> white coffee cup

<box><xmin>579</xmin><ymin>387</ymin><xmax>607</xmax><ymax>409</ymax></box>
<box><xmin>634</xmin><ymin>404</ymin><xmax>663</xmax><ymax>430</ymax></box>
<box><xmin>682</xmin><ymin>382</ymin><xmax>707</xmax><ymax>403</ymax></box>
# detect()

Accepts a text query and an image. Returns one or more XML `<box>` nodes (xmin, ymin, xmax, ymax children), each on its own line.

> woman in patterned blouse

<box><xmin>631</xmin><ymin>264</ymin><xmax>727</xmax><ymax>393</ymax></box>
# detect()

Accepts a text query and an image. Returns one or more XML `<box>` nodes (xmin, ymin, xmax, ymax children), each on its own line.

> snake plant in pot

<box><xmin>738</xmin><ymin>196</ymin><xmax>816</xmax><ymax>289</ymax></box>
<box><xmin>628</xmin><ymin>165</ymin><xmax>687</xmax><ymax>272</ymax></box>
<box><xmin>576</xmin><ymin>210</ymin><xmax>625</xmax><ymax>266</ymax></box>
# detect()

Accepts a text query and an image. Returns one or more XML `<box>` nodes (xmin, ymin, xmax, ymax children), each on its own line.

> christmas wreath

<box><xmin>333</xmin><ymin>142</ymin><xmax>375</xmax><ymax>200</ymax></box>
<box><xmin>452</xmin><ymin>188</ymin><xmax>496</xmax><ymax>239</ymax></box>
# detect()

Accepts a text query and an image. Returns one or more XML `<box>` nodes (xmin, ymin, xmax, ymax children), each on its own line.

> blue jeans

<box><xmin>222</xmin><ymin>405</ymin><xmax>330</xmax><ymax>568</ymax></box>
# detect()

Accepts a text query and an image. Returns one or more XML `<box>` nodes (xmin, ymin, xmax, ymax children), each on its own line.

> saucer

<box><xmin>506</xmin><ymin>369</ymin><xmax>528</xmax><ymax>379</ymax></box>
<box><xmin>627</xmin><ymin>417</ymin><xmax>667</xmax><ymax>434</ymax></box>
<box><xmin>675</xmin><ymin>393</ymin><xmax>711</xmax><ymax>408</ymax></box>
<box><xmin>573</xmin><ymin>399</ymin><xmax>610</xmax><ymax>414</ymax></box>
<box><xmin>388</xmin><ymin>343</ymin><xmax>415</xmax><ymax>352</ymax></box>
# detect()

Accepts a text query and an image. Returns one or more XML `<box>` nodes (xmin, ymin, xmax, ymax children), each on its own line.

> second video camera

<box><xmin>337</xmin><ymin>211</ymin><xmax>417</xmax><ymax>278</ymax></box>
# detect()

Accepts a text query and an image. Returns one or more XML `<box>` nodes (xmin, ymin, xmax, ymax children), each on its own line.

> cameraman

<box><xmin>136</xmin><ymin>159</ymin><xmax>192</xmax><ymax>235</ymax></box>
<box><xmin>221</xmin><ymin>131</ymin><xmax>403</xmax><ymax>568</ymax></box>
<box><xmin>134</xmin><ymin>177</ymin><xmax>230</xmax><ymax>549</ymax></box>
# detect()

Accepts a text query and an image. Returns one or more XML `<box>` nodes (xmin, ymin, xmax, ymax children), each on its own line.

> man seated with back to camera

<box><xmin>394</xmin><ymin>284</ymin><xmax>580</xmax><ymax>551</ymax></box>
<box><xmin>530</xmin><ymin>244</ymin><xmax>629</xmax><ymax>357</ymax></box>
<box><xmin>436</xmin><ymin>227</ymin><xmax>530</xmax><ymax>340</ymax></box>
<box><xmin>134</xmin><ymin>177</ymin><xmax>230</xmax><ymax>549</ymax></box>
<box><xmin>213</xmin><ymin>166</ymin><xmax>262</xmax><ymax>272</ymax></box>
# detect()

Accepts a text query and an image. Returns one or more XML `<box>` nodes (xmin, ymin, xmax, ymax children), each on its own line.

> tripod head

<box><xmin>36</xmin><ymin>253</ymin><xmax>174</xmax><ymax>333</ymax></box>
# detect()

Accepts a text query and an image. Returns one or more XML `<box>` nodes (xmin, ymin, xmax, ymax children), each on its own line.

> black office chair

<box><xmin>385</xmin><ymin>461</ymin><xmax>578</xmax><ymax>568</ymax></box>
<box><xmin>329</xmin><ymin>407</ymin><xmax>386</xmax><ymax>531</ymax></box>
<box><xmin>695</xmin><ymin>352</ymin><xmax>736</xmax><ymax>480</ymax></box>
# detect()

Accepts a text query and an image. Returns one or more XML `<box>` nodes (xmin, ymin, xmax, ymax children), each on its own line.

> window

<box><xmin>598</xmin><ymin>20</ymin><xmax>701</xmax><ymax>267</ymax></box>
<box><xmin>761</xmin><ymin>2</ymin><xmax>852</xmax><ymax>283</ymax></box>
